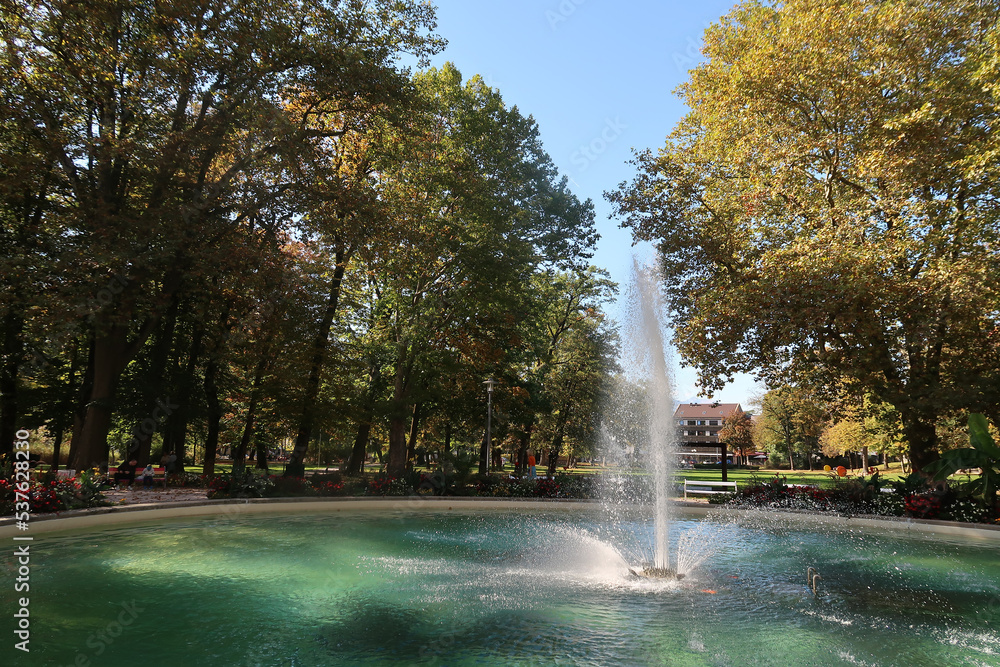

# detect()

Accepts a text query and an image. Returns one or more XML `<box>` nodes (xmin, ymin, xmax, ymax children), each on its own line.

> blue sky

<box><xmin>422</xmin><ymin>0</ymin><xmax>762</xmax><ymax>405</ymax></box>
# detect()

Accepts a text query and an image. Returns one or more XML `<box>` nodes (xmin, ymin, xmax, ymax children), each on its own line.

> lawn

<box><xmin>179</xmin><ymin>460</ymin><xmax>910</xmax><ymax>489</ymax></box>
<box><xmin>672</xmin><ymin>465</ymin><xmax>910</xmax><ymax>488</ymax></box>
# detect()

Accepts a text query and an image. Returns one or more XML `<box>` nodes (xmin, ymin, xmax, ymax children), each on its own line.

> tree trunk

<box><xmin>70</xmin><ymin>266</ymin><xmax>182</xmax><ymax>470</ymax></box>
<box><xmin>785</xmin><ymin>440</ymin><xmax>796</xmax><ymax>472</ymax></box>
<box><xmin>255</xmin><ymin>435</ymin><xmax>269</xmax><ymax>472</ymax></box>
<box><xmin>345</xmin><ymin>359</ymin><xmax>382</xmax><ymax>474</ymax></box>
<box><xmin>405</xmin><ymin>402</ymin><xmax>422</xmax><ymax>472</ymax></box>
<box><xmin>862</xmin><ymin>445</ymin><xmax>870</xmax><ymax>475</ymax></box>
<box><xmin>233</xmin><ymin>397</ymin><xmax>257</xmax><ymax>476</ymax></box>
<box><xmin>126</xmin><ymin>300</ymin><xmax>179</xmax><ymax>465</ymax></box>
<box><xmin>233</xmin><ymin>355</ymin><xmax>268</xmax><ymax>476</ymax></box>
<box><xmin>202</xmin><ymin>359</ymin><xmax>221</xmax><ymax>476</ymax></box>
<box><xmin>67</xmin><ymin>336</ymin><xmax>96</xmax><ymax>468</ymax></box>
<box><xmin>478</xmin><ymin>426</ymin><xmax>489</xmax><ymax>476</ymax></box>
<box><xmin>286</xmin><ymin>252</ymin><xmax>347</xmax><ymax>477</ymax></box>
<box><xmin>164</xmin><ymin>328</ymin><xmax>202</xmax><ymax>474</ymax></box>
<box><xmin>901</xmin><ymin>411</ymin><xmax>939</xmax><ymax>473</ymax></box>
<box><xmin>547</xmin><ymin>403</ymin><xmax>571</xmax><ymax>477</ymax></box>
<box><xmin>346</xmin><ymin>420</ymin><xmax>372</xmax><ymax>475</ymax></box>
<box><xmin>515</xmin><ymin>416</ymin><xmax>533</xmax><ymax>477</ymax></box>
<box><xmin>0</xmin><ymin>308</ymin><xmax>24</xmax><ymax>459</ymax></box>
<box><xmin>385</xmin><ymin>337</ymin><xmax>414</xmax><ymax>478</ymax></box>
<box><xmin>49</xmin><ymin>338</ymin><xmax>82</xmax><ymax>472</ymax></box>
<box><xmin>387</xmin><ymin>414</ymin><xmax>408</xmax><ymax>477</ymax></box>
<box><xmin>71</xmin><ymin>324</ymin><xmax>133</xmax><ymax>469</ymax></box>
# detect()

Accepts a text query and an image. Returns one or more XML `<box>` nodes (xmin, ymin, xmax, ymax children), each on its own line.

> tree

<box><xmin>719</xmin><ymin>407</ymin><xmax>754</xmax><ymax>466</ymax></box>
<box><xmin>534</xmin><ymin>306</ymin><xmax>618</xmax><ymax>476</ymax></box>
<box><xmin>511</xmin><ymin>267</ymin><xmax>616</xmax><ymax>475</ymax></box>
<box><xmin>355</xmin><ymin>65</ymin><xmax>598</xmax><ymax>477</ymax></box>
<box><xmin>602</xmin><ymin>374</ymin><xmax>650</xmax><ymax>469</ymax></box>
<box><xmin>1</xmin><ymin>0</ymin><xmax>443</xmax><ymax>470</ymax></box>
<box><xmin>754</xmin><ymin>386</ymin><xmax>826</xmax><ymax>470</ymax></box>
<box><xmin>608</xmin><ymin>0</ymin><xmax>1000</xmax><ymax>472</ymax></box>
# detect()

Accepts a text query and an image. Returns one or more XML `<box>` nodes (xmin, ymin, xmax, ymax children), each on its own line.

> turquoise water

<box><xmin>9</xmin><ymin>509</ymin><xmax>1000</xmax><ymax>666</ymax></box>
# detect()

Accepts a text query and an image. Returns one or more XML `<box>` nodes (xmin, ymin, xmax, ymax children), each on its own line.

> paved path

<box><xmin>103</xmin><ymin>486</ymin><xmax>210</xmax><ymax>506</ymax></box>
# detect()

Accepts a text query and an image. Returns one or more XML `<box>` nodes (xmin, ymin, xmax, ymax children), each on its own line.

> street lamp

<box><xmin>480</xmin><ymin>378</ymin><xmax>497</xmax><ymax>475</ymax></box>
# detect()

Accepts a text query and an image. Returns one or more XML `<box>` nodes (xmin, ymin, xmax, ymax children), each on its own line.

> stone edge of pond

<box><xmin>1</xmin><ymin>497</ymin><xmax>998</xmax><ymax>540</ymax></box>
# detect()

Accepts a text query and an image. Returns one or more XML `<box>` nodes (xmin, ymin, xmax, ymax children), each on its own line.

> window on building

<box><xmin>709</xmin><ymin>420</ymin><xmax>719</xmax><ymax>426</ymax></box>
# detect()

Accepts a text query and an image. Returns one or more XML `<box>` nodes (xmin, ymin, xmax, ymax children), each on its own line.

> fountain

<box><xmin>606</xmin><ymin>260</ymin><xmax>684</xmax><ymax>579</ymax></box>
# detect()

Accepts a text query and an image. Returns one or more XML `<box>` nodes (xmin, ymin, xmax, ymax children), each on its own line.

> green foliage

<box><xmin>551</xmin><ymin>474</ymin><xmax>598</xmax><ymax>499</ymax></box>
<box><xmin>365</xmin><ymin>476</ymin><xmax>413</xmax><ymax>496</ymax></box>
<box><xmin>0</xmin><ymin>474</ymin><xmax>111</xmax><ymax>514</ymax></box>
<box><xmin>0</xmin><ymin>0</ymin><xmax>606</xmax><ymax>478</ymax></box>
<box><xmin>754</xmin><ymin>386</ymin><xmax>826</xmax><ymax>469</ymax></box>
<box><xmin>207</xmin><ymin>472</ymin><xmax>275</xmax><ymax>499</ymax></box>
<box><xmin>926</xmin><ymin>414</ymin><xmax>1000</xmax><ymax>512</ymax></box>
<box><xmin>885</xmin><ymin>472</ymin><xmax>930</xmax><ymax>499</ymax></box>
<box><xmin>608</xmin><ymin>0</ymin><xmax>1000</xmax><ymax>471</ymax></box>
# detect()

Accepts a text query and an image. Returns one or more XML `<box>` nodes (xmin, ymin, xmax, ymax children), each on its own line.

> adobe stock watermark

<box><xmin>76</xmin><ymin>272</ymin><xmax>131</xmax><ymax>324</ymax></box>
<box><xmin>670</xmin><ymin>24</ymin><xmax>712</xmax><ymax>74</ymax></box>
<box><xmin>416</xmin><ymin>621</ymin><xmax>567</xmax><ymax>663</ymax></box>
<box><xmin>546</xmin><ymin>0</ymin><xmax>590</xmax><ymax>30</ymax></box>
<box><xmin>59</xmin><ymin>600</ymin><xmax>145</xmax><ymax>667</ymax></box>
<box><xmin>122</xmin><ymin>397</ymin><xmax>179</xmax><ymax>459</ymax></box>
<box><xmin>12</xmin><ymin>429</ymin><xmax>32</xmax><ymax>653</ymax></box>
<box><xmin>196</xmin><ymin>500</ymin><xmax>254</xmax><ymax>548</ymax></box>
<box><xmin>987</xmin><ymin>591</ymin><xmax>1000</xmax><ymax>624</ymax></box>
<box><xmin>565</xmin><ymin>116</ymin><xmax>628</xmax><ymax>188</ymax></box>
<box><xmin>24</xmin><ymin>266</ymin><xmax>135</xmax><ymax>375</ymax></box>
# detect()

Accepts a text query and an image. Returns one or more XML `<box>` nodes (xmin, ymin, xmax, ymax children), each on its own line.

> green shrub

<box><xmin>365</xmin><ymin>475</ymin><xmax>412</xmax><ymax>496</ymax></box>
<box><xmin>553</xmin><ymin>474</ymin><xmax>597</xmax><ymax>499</ymax></box>
<box><xmin>206</xmin><ymin>472</ymin><xmax>274</xmax><ymax>499</ymax></box>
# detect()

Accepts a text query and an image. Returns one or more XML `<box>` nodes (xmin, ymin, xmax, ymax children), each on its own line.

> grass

<box><xmin>672</xmin><ymin>466</ymin><xmax>908</xmax><ymax>488</ymax></box>
<box><xmin>178</xmin><ymin>460</ymin><xmax>907</xmax><ymax>487</ymax></box>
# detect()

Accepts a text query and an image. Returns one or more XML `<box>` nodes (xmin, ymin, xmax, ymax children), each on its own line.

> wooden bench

<box><xmin>683</xmin><ymin>480</ymin><xmax>738</xmax><ymax>500</ymax></box>
<box><xmin>113</xmin><ymin>465</ymin><xmax>167</xmax><ymax>488</ymax></box>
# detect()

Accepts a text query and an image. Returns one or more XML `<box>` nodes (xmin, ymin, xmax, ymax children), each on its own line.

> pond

<box><xmin>12</xmin><ymin>506</ymin><xmax>1000</xmax><ymax>666</ymax></box>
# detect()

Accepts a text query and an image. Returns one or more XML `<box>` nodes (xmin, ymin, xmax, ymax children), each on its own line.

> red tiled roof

<box><xmin>673</xmin><ymin>402</ymin><xmax>743</xmax><ymax>419</ymax></box>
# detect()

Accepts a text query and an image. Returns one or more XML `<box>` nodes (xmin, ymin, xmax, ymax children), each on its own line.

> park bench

<box><xmin>683</xmin><ymin>479</ymin><xmax>738</xmax><ymax>500</ymax></box>
<box><xmin>112</xmin><ymin>465</ymin><xmax>167</xmax><ymax>489</ymax></box>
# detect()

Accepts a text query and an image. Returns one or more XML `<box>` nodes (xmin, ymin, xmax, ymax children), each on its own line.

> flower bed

<box><xmin>199</xmin><ymin>471</ymin><xmax>598</xmax><ymax>501</ymax></box>
<box><xmin>0</xmin><ymin>472</ymin><xmax>111</xmax><ymax>514</ymax></box>
<box><xmin>724</xmin><ymin>474</ymin><xmax>997</xmax><ymax>524</ymax></box>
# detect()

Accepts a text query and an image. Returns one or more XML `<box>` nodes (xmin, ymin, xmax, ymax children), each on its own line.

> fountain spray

<box><xmin>634</xmin><ymin>260</ymin><xmax>679</xmax><ymax>578</ymax></box>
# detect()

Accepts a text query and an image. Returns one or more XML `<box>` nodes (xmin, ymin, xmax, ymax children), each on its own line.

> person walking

<box><xmin>527</xmin><ymin>452</ymin><xmax>537</xmax><ymax>479</ymax></box>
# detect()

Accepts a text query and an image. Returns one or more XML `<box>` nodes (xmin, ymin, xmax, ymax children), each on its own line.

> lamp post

<box><xmin>480</xmin><ymin>378</ymin><xmax>497</xmax><ymax>475</ymax></box>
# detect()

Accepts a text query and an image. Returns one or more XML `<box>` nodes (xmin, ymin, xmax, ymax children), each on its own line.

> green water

<box><xmin>6</xmin><ymin>509</ymin><xmax>1000</xmax><ymax>666</ymax></box>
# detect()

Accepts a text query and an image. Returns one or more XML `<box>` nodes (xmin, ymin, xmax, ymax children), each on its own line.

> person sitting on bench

<box><xmin>138</xmin><ymin>463</ymin><xmax>155</xmax><ymax>489</ymax></box>
<box><xmin>114</xmin><ymin>459</ymin><xmax>138</xmax><ymax>489</ymax></box>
